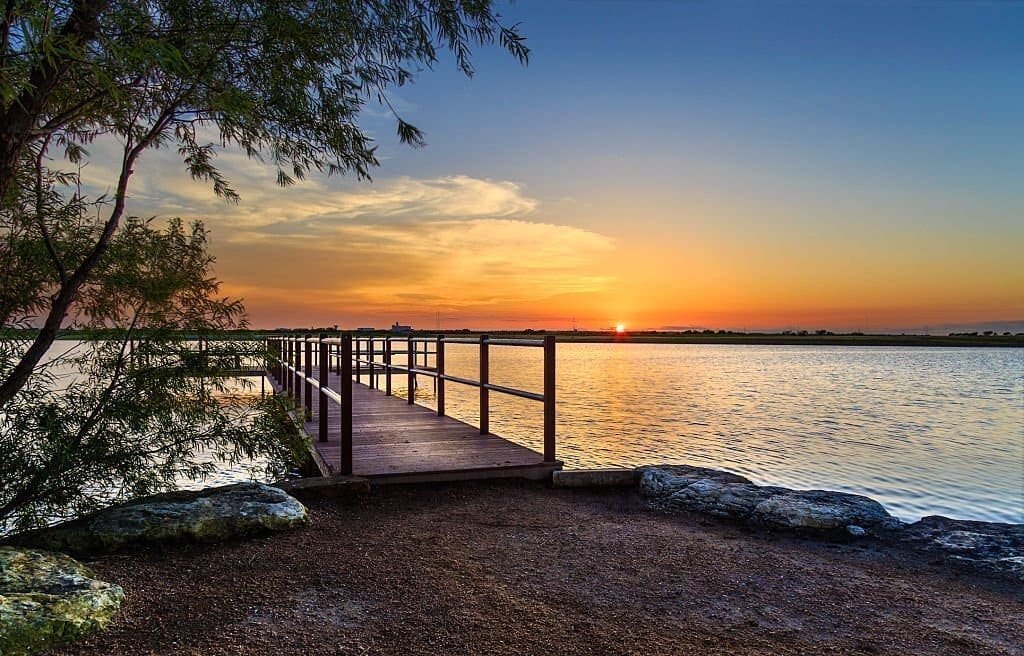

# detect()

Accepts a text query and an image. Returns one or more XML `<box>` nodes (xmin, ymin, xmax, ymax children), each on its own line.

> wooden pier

<box><xmin>266</xmin><ymin>334</ymin><xmax>561</xmax><ymax>483</ymax></box>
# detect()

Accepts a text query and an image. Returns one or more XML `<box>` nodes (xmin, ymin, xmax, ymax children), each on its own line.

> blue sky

<box><xmin>117</xmin><ymin>1</ymin><xmax>1024</xmax><ymax>329</ymax></box>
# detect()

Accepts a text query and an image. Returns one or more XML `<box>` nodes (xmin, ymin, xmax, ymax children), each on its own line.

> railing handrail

<box><xmin>264</xmin><ymin>331</ymin><xmax>557</xmax><ymax>472</ymax></box>
<box><xmin>272</xmin><ymin>334</ymin><xmax>547</xmax><ymax>347</ymax></box>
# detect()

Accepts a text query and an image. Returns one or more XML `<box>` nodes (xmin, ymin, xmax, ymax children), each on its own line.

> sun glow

<box><xmin>615</xmin><ymin>324</ymin><xmax>626</xmax><ymax>333</ymax></box>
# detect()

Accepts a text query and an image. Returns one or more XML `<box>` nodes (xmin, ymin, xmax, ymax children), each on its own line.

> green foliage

<box><xmin>0</xmin><ymin>215</ymin><xmax>308</xmax><ymax>532</ymax></box>
<box><xmin>0</xmin><ymin>0</ymin><xmax>525</xmax><ymax>531</ymax></box>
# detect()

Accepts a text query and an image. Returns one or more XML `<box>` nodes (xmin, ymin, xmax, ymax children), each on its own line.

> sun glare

<box><xmin>616</xmin><ymin>324</ymin><xmax>626</xmax><ymax>333</ymax></box>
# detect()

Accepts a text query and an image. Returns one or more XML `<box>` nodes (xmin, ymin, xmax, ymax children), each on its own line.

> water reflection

<box><xmin>396</xmin><ymin>343</ymin><xmax>1022</xmax><ymax>523</ymax></box>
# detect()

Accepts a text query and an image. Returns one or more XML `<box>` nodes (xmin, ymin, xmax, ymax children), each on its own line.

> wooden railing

<box><xmin>266</xmin><ymin>333</ymin><xmax>556</xmax><ymax>475</ymax></box>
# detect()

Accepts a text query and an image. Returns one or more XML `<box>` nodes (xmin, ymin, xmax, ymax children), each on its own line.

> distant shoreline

<box><xmin>8</xmin><ymin>329</ymin><xmax>1021</xmax><ymax>347</ymax></box>
<box><xmin>536</xmin><ymin>332</ymin><xmax>1024</xmax><ymax>347</ymax></box>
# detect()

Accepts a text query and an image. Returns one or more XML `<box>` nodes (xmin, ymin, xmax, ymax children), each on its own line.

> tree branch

<box><xmin>0</xmin><ymin>104</ymin><xmax>176</xmax><ymax>407</ymax></box>
<box><xmin>0</xmin><ymin>0</ymin><xmax>109</xmax><ymax>201</ymax></box>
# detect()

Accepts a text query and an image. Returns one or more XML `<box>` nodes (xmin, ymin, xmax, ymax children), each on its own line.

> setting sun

<box><xmin>616</xmin><ymin>324</ymin><xmax>626</xmax><ymax>333</ymax></box>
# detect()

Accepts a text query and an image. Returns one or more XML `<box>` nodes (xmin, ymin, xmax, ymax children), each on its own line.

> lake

<box><xmin>26</xmin><ymin>340</ymin><xmax>1024</xmax><ymax>524</ymax></box>
<box><xmin>393</xmin><ymin>343</ymin><xmax>1022</xmax><ymax>524</ymax></box>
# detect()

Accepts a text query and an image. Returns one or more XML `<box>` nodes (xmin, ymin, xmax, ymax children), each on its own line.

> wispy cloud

<box><xmin>76</xmin><ymin>136</ymin><xmax>537</xmax><ymax>227</ymax></box>
<box><xmin>69</xmin><ymin>136</ymin><xmax>615</xmax><ymax>326</ymax></box>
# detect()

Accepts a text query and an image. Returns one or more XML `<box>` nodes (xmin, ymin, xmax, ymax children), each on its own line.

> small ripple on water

<box><xmin>437</xmin><ymin>344</ymin><xmax>1023</xmax><ymax>523</ymax></box>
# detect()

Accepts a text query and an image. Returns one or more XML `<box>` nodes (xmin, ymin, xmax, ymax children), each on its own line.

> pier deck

<box><xmin>267</xmin><ymin>333</ymin><xmax>561</xmax><ymax>484</ymax></box>
<box><xmin>298</xmin><ymin>372</ymin><xmax>557</xmax><ymax>482</ymax></box>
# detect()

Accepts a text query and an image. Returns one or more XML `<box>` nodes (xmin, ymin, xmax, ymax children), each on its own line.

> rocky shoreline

<box><xmin>1</xmin><ymin>483</ymin><xmax>309</xmax><ymax>655</ymax></box>
<box><xmin>2</xmin><ymin>468</ymin><xmax>1021</xmax><ymax>655</ymax></box>
<box><xmin>555</xmin><ymin>464</ymin><xmax>1023</xmax><ymax>581</ymax></box>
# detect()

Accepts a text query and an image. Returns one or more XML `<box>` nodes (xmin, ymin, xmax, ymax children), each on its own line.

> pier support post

<box><xmin>544</xmin><ymin>335</ymin><xmax>556</xmax><ymax>462</ymax></box>
<box><xmin>341</xmin><ymin>333</ymin><xmax>353</xmax><ymax>475</ymax></box>
<box><xmin>318</xmin><ymin>334</ymin><xmax>328</xmax><ymax>443</ymax></box>
<box><xmin>479</xmin><ymin>335</ymin><xmax>489</xmax><ymax>434</ymax></box>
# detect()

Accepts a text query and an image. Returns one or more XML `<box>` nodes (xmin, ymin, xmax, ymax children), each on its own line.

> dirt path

<box><xmin>56</xmin><ymin>481</ymin><xmax>1023</xmax><ymax>655</ymax></box>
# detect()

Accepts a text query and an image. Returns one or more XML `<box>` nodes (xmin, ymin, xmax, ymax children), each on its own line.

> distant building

<box><xmin>390</xmin><ymin>322</ymin><xmax>412</xmax><ymax>334</ymax></box>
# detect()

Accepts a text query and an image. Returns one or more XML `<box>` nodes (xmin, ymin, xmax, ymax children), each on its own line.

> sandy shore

<box><xmin>56</xmin><ymin>481</ymin><xmax>1023</xmax><ymax>655</ymax></box>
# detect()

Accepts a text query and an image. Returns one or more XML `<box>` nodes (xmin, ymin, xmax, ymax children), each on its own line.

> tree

<box><xmin>0</xmin><ymin>0</ymin><xmax>528</xmax><ymax>532</ymax></box>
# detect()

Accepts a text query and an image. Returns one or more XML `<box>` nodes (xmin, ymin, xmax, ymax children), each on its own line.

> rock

<box><xmin>637</xmin><ymin>465</ymin><xmax>752</xmax><ymax>499</ymax></box>
<box><xmin>667</xmin><ymin>480</ymin><xmax>786</xmax><ymax>520</ymax></box>
<box><xmin>12</xmin><ymin>483</ymin><xmax>308</xmax><ymax>556</ymax></box>
<box><xmin>0</xmin><ymin>547</ymin><xmax>124</xmax><ymax>656</ymax></box>
<box><xmin>638</xmin><ymin>465</ymin><xmax>901</xmax><ymax>536</ymax></box>
<box><xmin>847</xmin><ymin>525</ymin><xmax>867</xmax><ymax>537</ymax></box>
<box><xmin>900</xmin><ymin>516</ymin><xmax>1024</xmax><ymax>580</ymax></box>
<box><xmin>275</xmin><ymin>475</ymin><xmax>371</xmax><ymax>501</ymax></box>
<box><xmin>750</xmin><ymin>489</ymin><xmax>898</xmax><ymax>533</ymax></box>
<box><xmin>553</xmin><ymin>469</ymin><xmax>639</xmax><ymax>488</ymax></box>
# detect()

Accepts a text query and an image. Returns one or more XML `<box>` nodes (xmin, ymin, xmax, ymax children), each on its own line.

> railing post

<box><xmin>354</xmin><ymin>337</ymin><xmax>361</xmax><ymax>385</ymax></box>
<box><xmin>284</xmin><ymin>339</ymin><xmax>292</xmax><ymax>397</ymax></box>
<box><xmin>479</xmin><ymin>334</ymin><xmax>489</xmax><ymax>434</ymax></box>
<box><xmin>318</xmin><ymin>333</ymin><xmax>328</xmax><ymax>443</ymax></box>
<box><xmin>369</xmin><ymin>337</ymin><xmax>376</xmax><ymax>389</ymax></box>
<box><xmin>385</xmin><ymin>339</ymin><xmax>392</xmax><ymax>396</ymax></box>
<box><xmin>436</xmin><ymin>335</ymin><xmax>445</xmax><ymax>416</ymax></box>
<box><xmin>270</xmin><ymin>337</ymin><xmax>276</xmax><ymax>382</ymax></box>
<box><xmin>303</xmin><ymin>334</ymin><xmax>313</xmax><ymax>416</ymax></box>
<box><xmin>407</xmin><ymin>336</ymin><xmax>415</xmax><ymax>404</ymax></box>
<box><xmin>292</xmin><ymin>337</ymin><xmax>299</xmax><ymax>399</ymax></box>
<box><xmin>340</xmin><ymin>333</ymin><xmax>353</xmax><ymax>475</ymax></box>
<box><xmin>544</xmin><ymin>335</ymin><xmax>556</xmax><ymax>462</ymax></box>
<box><xmin>268</xmin><ymin>337</ymin><xmax>275</xmax><ymax>382</ymax></box>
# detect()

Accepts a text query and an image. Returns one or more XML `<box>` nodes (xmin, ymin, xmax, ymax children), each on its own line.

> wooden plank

<box><xmin>276</xmin><ymin>372</ymin><xmax>559</xmax><ymax>481</ymax></box>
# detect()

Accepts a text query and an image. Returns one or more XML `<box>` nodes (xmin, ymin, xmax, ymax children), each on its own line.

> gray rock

<box><xmin>12</xmin><ymin>483</ymin><xmax>308</xmax><ymax>556</ymax></box>
<box><xmin>0</xmin><ymin>546</ymin><xmax>124</xmax><ymax>656</ymax></box>
<box><xmin>847</xmin><ymin>525</ymin><xmax>867</xmax><ymax>537</ymax></box>
<box><xmin>900</xmin><ymin>516</ymin><xmax>1024</xmax><ymax>580</ymax></box>
<box><xmin>750</xmin><ymin>489</ymin><xmax>897</xmax><ymax>532</ymax></box>
<box><xmin>637</xmin><ymin>465</ymin><xmax>752</xmax><ymax>499</ymax></box>
<box><xmin>638</xmin><ymin>465</ymin><xmax>901</xmax><ymax>536</ymax></box>
<box><xmin>667</xmin><ymin>480</ymin><xmax>786</xmax><ymax>519</ymax></box>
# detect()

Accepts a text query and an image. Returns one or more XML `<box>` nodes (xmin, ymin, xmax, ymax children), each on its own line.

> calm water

<box><xmin>392</xmin><ymin>343</ymin><xmax>1022</xmax><ymax>523</ymax></box>
<box><xmin>26</xmin><ymin>341</ymin><xmax>277</xmax><ymax>492</ymax></box>
<box><xmin>25</xmin><ymin>341</ymin><xmax>1024</xmax><ymax>523</ymax></box>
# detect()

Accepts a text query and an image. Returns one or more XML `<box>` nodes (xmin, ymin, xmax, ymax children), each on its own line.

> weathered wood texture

<box><xmin>277</xmin><ymin>370</ymin><xmax>558</xmax><ymax>482</ymax></box>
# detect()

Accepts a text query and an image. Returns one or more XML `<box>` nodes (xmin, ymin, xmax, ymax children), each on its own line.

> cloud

<box><xmin>67</xmin><ymin>135</ymin><xmax>615</xmax><ymax>326</ymax></box>
<box><xmin>217</xmin><ymin>218</ymin><xmax>615</xmax><ymax>313</ymax></box>
<box><xmin>74</xmin><ymin>137</ymin><xmax>538</xmax><ymax>230</ymax></box>
<box><xmin>320</xmin><ymin>175</ymin><xmax>538</xmax><ymax>219</ymax></box>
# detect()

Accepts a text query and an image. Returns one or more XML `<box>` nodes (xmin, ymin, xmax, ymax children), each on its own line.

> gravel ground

<box><xmin>55</xmin><ymin>481</ymin><xmax>1023</xmax><ymax>655</ymax></box>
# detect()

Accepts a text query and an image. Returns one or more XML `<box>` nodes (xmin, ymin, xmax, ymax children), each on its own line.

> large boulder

<box><xmin>12</xmin><ymin>483</ymin><xmax>308</xmax><ymax>556</ymax></box>
<box><xmin>0</xmin><ymin>547</ymin><xmax>124</xmax><ymax>656</ymax></box>
<box><xmin>750</xmin><ymin>489</ymin><xmax>900</xmax><ymax>532</ymax></box>
<box><xmin>638</xmin><ymin>465</ymin><xmax>902</xmax><ymax>536</ymax></box>
<box><xmin>667</xmin><ymin>479</ymin><xmax>788</xmax><ymax>520</ymax></box>
<box><xmin>638</xmin><ymin>464</ymin><xmax>752</xmax><ymax>498</ymax></box>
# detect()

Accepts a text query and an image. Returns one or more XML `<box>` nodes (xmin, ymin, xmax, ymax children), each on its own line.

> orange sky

<box><xmin>77</xmin><ymin>4</ymin><xmax>1024</xmax><ymax>332</ymax></box>
<box><xmin>80</xmin><ymin>137</ymin><xmax>1022</xmax><ymax>332</ymax></box>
